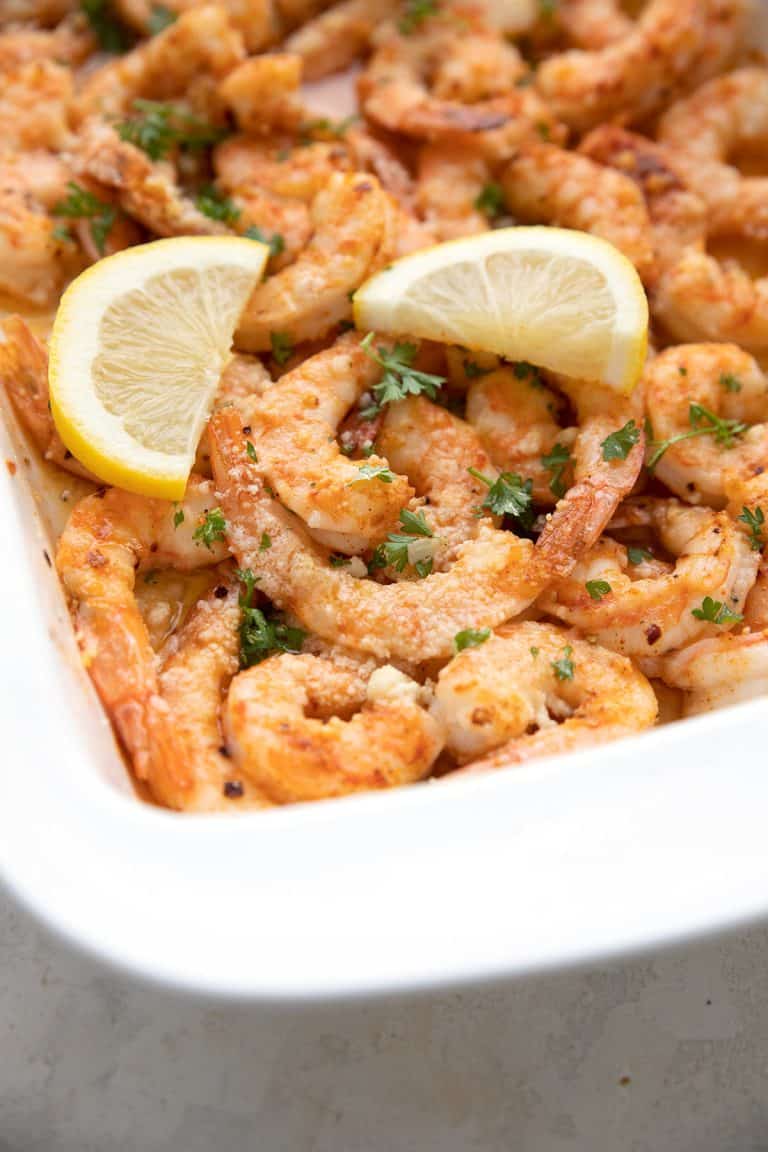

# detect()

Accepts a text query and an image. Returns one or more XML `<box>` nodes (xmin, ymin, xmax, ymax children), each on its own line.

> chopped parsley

<box><xmin>398</xmin><ymin>0</ymin><xmax>439</xmax><ymax>34</ymax></box>
<box><xmin>236</xmin><ymin>567</ymin><xmax>305</xmax><ymax>667</ymax></box>
<box><xmin>454</xmin><ymin>628</ymin><xmax>491</xmax><ymax>652</ymax></box>
<box><xmin>467</xmin><ymin>467</ymin><xmax>534</xmax><ymax>530</ymax></box>
<box><xmin>117</xmin><ymin>100</ymin><xmax>226</xmax><ymax>161</ymax></box>
<box><xmin>720</xmin><ymin>372</ymin><xmax>742</xmax><ymax>393</ymax></box>
<box><xmin>348</xmin><ymin>463</ymin><xmax>396</xmax><ymax>485</ymax></box>
<box><xmin>243</xmin><ymin>225</ymin><xmax>285</xmax><ymax>259</ymax></box>
<box><xmin>541</xmin><ymin>442</ymin><xmax>572</xmax><ymax>500</ymax></box>
<box><xmin>601</xmin><ymin>419</ymin><xmax>641</xmax><ymax>462</ymax></box>
<box><xmin>474</xmin><ymin>183</ymin><xmax>505</xmax><ymax>220</ymax></box>
<box><xmin>259</xmin><ymin>531</ymin><xmax>272</xmax><ymax>551</ymax></box>
<box><xmin>369</xmin><ymin>508</ymin><xmax>435</xmax><ymax>576</ymax></box>
<box><xmin>192</xmin><ymin>507</ymin><xmax>227</xmax><ymax>550</ymax></box>
<box><xmin>539</xmin><ymin>0</ymin><xmax>558</xmax><ymax>17</ymax></box>
<box><xmin>530</xmin><ymin>646</ymin><xmax>540</xmax><ymax>657</ymax></box>
<box><xmin>513</xmin><ymin>361</ymin><xmax>538</xmax><ymax>380</ymax></box>
<box><xmin>194</xmin><ymin>184</ymin><xmax>240</xmax><ymax>224</ymax></box>
<box><xmin>463</xmin><ymin>359</ymin><xmax>489</xmax><ymax>379</ymax></box>
<box><xmin>52</xmin><ymin>182</ymin><xmax>116</xmax><ymax>256</ymax></box>
<box><xmin>270</xmin><ymin>331</ymin><xmax>294</xmax><ymax>366</ymax></box>
<box><xmin>329</xmin><ymin>554</ymin><xmax>351</xmax><ymax>567</ymax></box>
<box><xmin>552</xmin><ymin>645</ymin><xmax>574</xmax><ymax>681</ymax></box>
<box><xmin>647</xmin><ymin>404</ymin><xmax>748</xmax><ymax>471</ymax></box>
<box><xmin>361</xmin><ymin>333</ymin><xmax>445</xmax><ymax>412</ymax></box>
<box><xmin>585</xmin><ymin>579</ymin><xmax>611</xmax><ymax>601</ymax></box>
<box><xmin>80</xmin><ymin>0</ymin><xmax>131</xmax><ymax>52</ymax></box>
<box><xmin>143</xmin><ymin>569</ymin><xmax>159</xmax><ymax>585</ymax></box>
<box><xmin>246</xmin><ymin>440</ymin><xmax>258</xmax><ymax>462</ymax></box>
<box><xmin>627</xmin><ymin>546</ymin><xmax>652</xmax><ymax>565</ymax></box>
<box><xmin>148</xmin><ymin>4</ymin><xmax>176</xmax><ymax>32</ymax></box>
<box><xmin>299</xmin><ymin>114</ymin><xmax>358</xmax><ymax>141</ymax></box>
<box><xmin>738</xmin><ymin>505</ymin><xmax>765</xmax><ymax>551</ymax></box>
<box><xmin>173</xmin><ymin>506</ymin><xmax>184</xmax><ymax>528</ymax></box>
<box><xmin>691</xmin><ymin>596</ymin><xmax>743</xmax><ymax>626</ymax></box>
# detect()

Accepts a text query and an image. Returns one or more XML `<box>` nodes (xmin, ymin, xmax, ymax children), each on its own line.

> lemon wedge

<box><xmin>49</xmin><ymin>236</ymin><xmax>269</xmax><ymax>499</ymax></box>
<box><xmin>353</xmin><ymin>227</ymin><xmax>648</xmax><ymax>393</ymax></box>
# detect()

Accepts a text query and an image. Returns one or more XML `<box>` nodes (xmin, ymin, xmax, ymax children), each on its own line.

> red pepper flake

<box><xmin>5</xmin><ymin>459</ymin><xmax>16</xmax><ymax>476</ymax></box>
<box><xmin>645</xmin><ymin>623</ymin><xmax>662</xmax><ymax>645</ymax></box>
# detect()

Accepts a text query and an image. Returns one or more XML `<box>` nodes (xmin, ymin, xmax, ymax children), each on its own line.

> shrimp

<box><xmin>430</xmin><ymin>32</ymin><xmax>529</xmax><ymax>103</ymax></box>
<box><xmin>76</xmin><ymin>5</ymin><xmax>245</xmax><ymax>121</ymax></box>
<box><xmin>240</xmin><ymin>334</ymin><xmax>413</xmax><ymax>553</ymax></box>
<box><xmin>436</xmin><ymin>622</ymin><xmax>657</xmax><ymax>769</ymax></box>
<box><xmin>74</xmin><ymin>119</ymin><xmax>226</xmax><ymax>238</ymax></box>
<box><xmin>658</xmin><ymin>68</ymin><xmax>768</xmax><ymax>241</ymax></box>
<box><xmin>114</xmin><ymin>0</ymin><xmax>279</xmax><ymax>52</ymax></box>
<box><xmin>148</xmin><ymin>570</ymin><xmax>271</xmax><ymax>810</ymax></box>
<box><xmin>0</xmin><ymin>0</ymin><xmax>75</xmax><ymax>23</ymax></box>
<box><xmin>55</xmin><ymin>478</ymin><xmax>229</xmax><ymax>777</ymax></box>
<box><xmin>0</xmin><ymin>16</ymin><xmax>93</xmax><ymax>70</ymax></box>
<box><xmin>225</xmin><ymin>654</ymin><xmax>443</xmax><ymax>802</ymax></box>
<box><xmin>194</xmin><ymin>351</ymin><xmax>273</xmax><ymax>474</ymax></box>
<box><xmin>535</xmin><ymin>0</ymin><xmax>746</xmax><ymax>133</ymax></box>
<box><xmin>499</xmin><ymin>137</ymin><xmax>657</xmax><ymax>283</ymax></box>
<box><xmin>644</xmin><ymin>343</ymin><xmax>768</xmax><ymax>507</ymax></box>
<box><xmin>0</xmin><ymin>163</ymin><xmax>72</xmax><ymax>306</ymax></box>
<box><xmin>0</xmin><ymin>60</ymin><xmax>74</xmax><ymax>152</ymax></box>
<box><xmin>415</xmin><ymin>140</ymin><xmax>490</xmax><ymax>241</ymax></box>
<box><xmin>235</xmin><ymin>171</ymin><xmax>393</xmax><ymax>352</ymax></box>
<box><xmin>657</xmin><ymin>629</ymin><xmax>768</xmax><ymax>716</ymax></box>
<box><xmin>283</xmin><ymin>0</ymin><xmax>398</xmax><ymax>80</ymax></box>
<box><xmin>540</xmin><ymin>498</ymin><xmax>759</xmax><ymax>657</ymax></box>
<box><xmin>219</xmin><ymin>53</ymin><xmax>304</xmax><ymax>136</ymax></box>
<box><xmin>554</xmin><ymin>0</ymin><xmax>633</xmax><ymax>50</ymax></box>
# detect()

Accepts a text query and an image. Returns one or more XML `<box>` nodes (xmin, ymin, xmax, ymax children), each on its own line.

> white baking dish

<box><xmin>3</xmin><ymin>0</ymin><xmax>768</xmax><ymax>1001</ymax></box>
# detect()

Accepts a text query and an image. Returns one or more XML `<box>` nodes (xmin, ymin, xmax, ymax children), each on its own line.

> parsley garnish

<box><xmin>530</xmin><ymin>646</ymin><xmax>540</xmax><ymax>657</ymax></box>
<box><xmin>52</xmin><ymin>182</ymin><xmax>116</xmax><ymax>256</ymax></box>
<box><xmin>541</xmin><ymin>442</ymin><xmax>572</xmax><ymax>500</ymax></box>
<box><xmin>539</xmin><ymin>0</ymin><xmax>558</xmax><ymax>17</ymax></box>
<box><xmin>117</xmin><ymin>100</ymin><xmax>226</xmax><ymax>161</ymax></box>
<box><xmin>236</xmin><ymin>568</ymin><xmax>305</xmax><ymax>667</ymax></box>
<box><xmin>329</xmin><ymin>554</ymin><xmax>351</xmax><ymax>567</ymax></box>
<box><xmin>361</xmin><ymin>333</ymin><xmax>445</xmax><ymax>412</ymax></box>
<box><xmin>259</xmin><ymin>531</ymin><xmax>272</xmax><ymax>551</ymax></box>
<box><xmin>474</xmin><ymin>183</ymin><xmax>505</xmax><ymax>219</ymax></box>
<box><xmin>720</xmin><ymin>372</ymin><xmax>742</xmax><ymax>393</ymax></box>
<box><xmin>647</xmin><ymin>404</ymin><xmax>748</xmax><ymax>471</ymax></box>
<box><xmin>513</xmin><ymin>361</ymin><xmax>537</xmax><ymax>379</ymax></box>
<box><xmin>463</xmin><ymin>359</ymin><xmax>488</xmax><ymax>379</ymax></box>
<box><xmin>601</xmin><ymin>420</ymin><xmax>641</xmax><ymax>462</ymax></box>
<box><xmin>243</xmin><ymin>225</ymin><xmax>285</xmax><ymax>259</ymax></box>
<box><xmin>80</xmin><ymin>0</ymin><xmax>131</xmax><ymax>52</ymax></box>
<box><xmin>246</xmin><ymin>440</ymin><xmax>258</xmax><ymax>462</ymax></box>
<box><xmin>691</xmin><ymin>596</ymin><xmax>743</xmax><ymax>625</ymax></box>
<box><xmin>148</xmin><ymin>3</ymin><xmax>176</xmax><ymax>32</ymax></box>
<box><xmin>370</xmin><ymin>509</ymin><xmax>435</xmax><ymax>574</ymax></box>
<box><xmin>348</xmin><ymin>463</ymin><xmax>396</xmax><ymax>485</ymax></box>
<box><xmin>398</xmin><ymin>0</ymin><xmax>439</xmax><ymax>33</ymax></box>
<box><xmin>467</xmin><ymin>467</ymin><xmax>534</xmax><ymax>529</ymax></box>
<box><xmin>627</xmin><ymin>546</ymin><xmax>652</xmax><ymax>565</ymax></box>
<box><xmin>173</xmin><ymin>506</ymin><xmax>184</xmax><ymax>528</ymax></box>
<box><xmin>552</xmin><ymin>645</ymin><xmax>574</xmax><ymax>681</ymax></box>
<box><xmin>194</xmin><ymin>184</ymin><xmax>240</xmax><ymax>224</ymax></box>
<box><xmin>143</xmin><ymin>569</ymin><xmax>159</xmax><ymax>584</ymax></box>
<box><xmin>192</xmin><ymin>507</ymin><xmax>227</xmax><ymax>550</ymax></box>
<box><xmin>270</xmin><ymin>331</ymin><xmax>294</xmax><ymax>365</ymax></box>
<box><xmin>299</xmin><ymin>115</ymin><xmax>358</xmax><ymax>142</ymax></box>
<box><xmin>586</xmin><ymin>579</ymin><xmax>611</xmax><ymax>601</ymax></box>
<box><xmin>738</xmin><ymin>505</ymin><xmax>765</xmax><ymax>551</ymax></box>
<box><xmin>454</xmin><ymin>628</ymin><xmax>490</xmax><ymax>652</ymax></box>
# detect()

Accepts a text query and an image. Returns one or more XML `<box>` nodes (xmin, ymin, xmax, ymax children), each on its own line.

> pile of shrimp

<box><xmin>2</xmin><ymin>0</ymin><xmax>768</xmax><ymax>811</ymax></box>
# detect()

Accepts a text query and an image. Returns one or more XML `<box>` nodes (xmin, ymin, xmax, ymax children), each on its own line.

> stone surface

<box><xmin>2</xmin><ymin>893</ymin><xmax>768</xmax><ymax>1151</ymax></box>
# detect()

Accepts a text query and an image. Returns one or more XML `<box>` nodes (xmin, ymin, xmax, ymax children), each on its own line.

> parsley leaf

<box><xmin>720</xmin><ymin>372</ymin><xmax>742</xmax><ymax>393</ymax></box>
<box><xmin>585</xmin><ymin>579</ymin><xmax>611</xmax><ymax>601</ymax></box>
<box><xmin>52</xmin><ymin>182</ymin><xmax>116</xmax><ymax>255</ymax></box>
<box><xmin>474</xmin><ymin>183</ymin><xmax>505</xmax><ymax>219</ymax></box>
<box><xmin>236</xmin><ymin>567</ymin><xmax>305</xmax><ymax>668</ymax></box>
<box><xmin>467</xmin><ymin>467</ymin><xmax>534</xmax><ymax>529</ymax></box>
<box><xmin>299</xmin><ymin>114</ymin><xmax>358</xmax><ymax>142</ymax></box>
<box><xmin>691</xmin><ymin>596</ymin><xmax>743</xmax><ymax>625</ymax></box>
<box><xmin>541</xmin><ymin>441</ymin><xmax>572</xmax><ymax>500</ymax></box>
<box><xmin>348</xmin><ymin>463</ymin><xmax>396</xmax><ymax>485</ymax></box>
<box><xmin>192</xmin><ymin>507</ymin><xmax>227</xmax><ymax>550</ymax></box>
<box><xmin>463</xmin><ymin>359</ymin><xmax>488</xmax><ymax>379</ymax></box>
<box><xmin>601</xmin><ymin>419</ymin><xmax>641</xmax><ymax>462</ymax></box>
<box><xmin>738</xmin><ymin>505</ymin><xmax>765</xmax><ymax>551</ymax></box>
<box><xmin>148</xmin><ymin>3</ymin><xmax>176</xmax><ymax>32</ymax></box>
<box><xmin>539</xmin><ymin>0</ymin><xmax>558</xmax><ymax>18</ymax></box>
<box><xmin>627</xmin><ymin>546</ymin><xmax>652</xmax><ymax>565</ymax></box>
<box><xmin>243</xmin><ymin>225</ymin><xmax>285</xmax><ymax>258</ymax></box>
<box><xmin>361</xmin><ymin>332</ymin><xmax>445</xmax><ymax>411</ymax></box>
<box><xmin>647</xmin><ymin>403</ymin><xmax>748</xmax><ymax>470</ymax></box>
<box><xmin>80</xmin><ymin>0</ymin><xmax>131</xmax><ymax>52</ymax></box>
<box><xmin>117</xmin><ymin>100</ymin><xmax>226</xmax><ymax>161</ymax></box>
<box><xmin>246</xmin><ymin>440</ymin><xmax>258</xmax><ymax>462</ymax></box>
<box><xmin>194</xmin><ymin>184</ymin><xmax>240</xmax><ymax>224</ymax></box>
<box><xmin>552</xmin><ymin>645</ymin><xmax>574</xmax><ymax>681</ymax></box>
<box><xmin>454</xmin><ymin>628</ymin><xmax>490</xmax><ymax>652</ymax></box>
<box><xmin>398</xmin><ymin>0</ymin><xmax>439</xmax><ymax>34</ymax></box>
<box><xmin>370</xmin><ymin>509</ymin><xmax>435</xmax><ymax>574</ymax></box>
<box><xmin>173</xmin><ymin>506</ymin><xmax>184</xmax><ymax>528</ymax></box>
<box><xmin>259</xmin><ymin>531</ymin><xmax>272</xmax><ymax>551</ymax></box>
<box><xmin>270</xmin><ymin>331</ymin><xmax>294</xmax><ymax>365</ymax></box>
<box><xmin>329</xmin><ymin>554</ymin><xmax>351</xmax><ymax>567</ymax></box>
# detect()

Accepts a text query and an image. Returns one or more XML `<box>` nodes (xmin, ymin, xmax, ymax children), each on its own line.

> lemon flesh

<box><xmin>50</xmin><ymin>237</ymin><xmax>269</xmax><ymax>499</ymax></box>
<box><xmin>353</xmin><ymin>227</ymin><xmax>648</xmax><ymax>393</ymax></box>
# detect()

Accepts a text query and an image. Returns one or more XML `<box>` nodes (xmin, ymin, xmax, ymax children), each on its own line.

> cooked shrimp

<box><xmin>536</xmin><ymin>0</ymin><xmax>746</xmax><ymax>132</ymax></box>
<box><xmin>658</xmin><ymin>629</ymin><xmax>768</xmax><ymax>716</ymax></box>
<box><xmin>499</xmin><ymin>138</ymin><xmax>656</xmax><ymax>283</ymax></box>
<box><xmin>431</xmin><ymin>32</ymin><xmax>529</xmax><ymax>103</ymax></box>
<box><xmin>0</xmin><ymin>16</ymin><xmax>92</xmax><ymax>70</ymax></box>
<box><xmin>241</xmin><ymin>334</ymin><xmax>413</xmax><ymax>553</ymax></box>
<box><xmin>555</xmin><ymin>0</ymin><xmax>632</xmax><ymax>49</ymax></box>
<box><xmin>225</xmin><ymin>654</ymin><xmax>443</xmax><ymax>802</ymax></box>
<box><xmin>0</xmin><ymin>60</ymin><xmax>74</xmax><ymax>152</ymax></box>
<box><xmin>219</xmin><ymin>53</ymin><xmax>304</xmax><ymax>135</ymax></box>
<box><xmin>415</xmin><ymin>140</ymin><xmax>490</xmax><ymax>241</ymax></box>
<box><xmin>235</xmin><ymin>171</ymin><xmax>392</xmax><ymax>351</ymax></box>
<box><xmin>658</xmin><ymin>68</ymin><xmax>768</xmax><ymax>241</ymax></box>
<box><xmin>1</xmin><ymin>0</ymin><xmax>75</xmax><ymax>23</ymax></box>
<box><xmin>74</xmin><ymin>119</ymin><xmax>226</xmax><ymax>238</ymax></box>
<box><xmin>644</xmin><ymin>343</ymin><xmax>768</xmax><ymax>507</ymax></box>
<box><xmin>540</xmin><ymin>499</ymin><xmax>759</xmax><ymax>657</ymax></box>
<box><xmin>114</xmin><ymin>0</ymin><xmax>279</xmax><ymax>52</ymax></box>
<box><xmin>0</xmin><ymin>174</ymin><xmax>70</xmax><ymax>306</ymax></box>
<box><xmin>194</xmin><ymin>351</ymin><xmax>273</xmax><ymax>474</ymax></box>
<box><xmin>436</xmin><ymin>622</ymin><xmax>657</xmax><ymax>768</ymax></box>
<box><xmin>284</xmin><ymin>0</ymin><xmax>397</xmax><ymax>80</ymax></box>
<box><xmin>55</xmin><ymin>478</ymin><xmax>229</xmax><ymax>776</ymax></box>
<box><xmin>148</xmin><ymin>570</ymin><xmax>271</xmax><ymax>810</ymax></box>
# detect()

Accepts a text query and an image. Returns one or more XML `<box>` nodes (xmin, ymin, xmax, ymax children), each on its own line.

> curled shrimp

<box><xmin>0</xmin><ymin>16</ymin><xmax>92</xmax><ymax>70</ymax></box>
<box><xmin>219</xmin><ymin>52</ymin><xmax>304</xmax><ymax>136</ymax></box>
<box><xmin>242</xmin><ymin>334</ymin><xmax>413</xmax><ymax>553</ymax></box>
<box><xmin>657</xmin><ymin>629</ymin><xmax>768</xmax><ymax>716</ymax></box>
<box><xmin>535</xmin><ymin>0</ymin><xmax>746</xmax><ymax>132</ymax></box>
<box><xmin>225</xmin><ymin>654</ymin><xmax>443</xmax><ymax>803</ymax></box>
<box><xmin>194</xmin><ymin>351</ymin><xmax>273</xmax><ymax>475</ymax></box>
<box><xmin>658</xmin><ymin>68</ymin><xmax>768</xmax><ymax>241</ymax></box>
<box><xmin>114</xmin><ymin>0</ymin><xmax>279</xmax><ymax>51</ymax></box>
<box><xmin>436</xmin><ymin>622</ymin><xmax>657</xmax><ymax>768</ymax></box>
<box><xmin>148</xmin><ymin>570</ymin><xmax>271</xmax><ymax>811</ymax></box>
<box><xmin>55</xmin><ymin>478</ymin><xmax>229</xmax><ymax>777</ymax></box>
<box><xmin>554</xmin><ymin>0</ymin><xmax>632</xmax><ymax>50</ymax></box>
<box><xmin>284</xmin><ymin>0</ymin><xmax>398</xmax><ymax>80</ymax></box>
<box><xmin>499</xmin><ymin>137</ymin><xmax>656</xmax><ymax>283</ymax></box>
<box><xmin>644</xmin><ymin>343</ymin><xmax>768</xmax><ymax>508</ymax></box>
<box><xmin>235</xmin><ymin>171</ymin><xmax>393</xmax><ymax>352</ymax></box>
<box><xmin>1</xmin><ymin>0</ymin><xmax>76</xmax><ymax>22</ymax></box>
<box><xmin>415</xmin><ymin>140</ymin><xmax>490</xmax><ymax>241</ymax></box>
<box><xmin>540</xmin><ymin>498</ymin><xmax>759</xmax><ymax>657</ymax></box>
<box><xmin>0</xmin><ymin>158</ymin><xmax>74</xmax><ymax>306</ymax></box>
<box><xmin>0</xmin><ymin>59</ymin><xmax>74</xmax><ymax>152</ymax></box>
